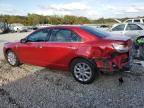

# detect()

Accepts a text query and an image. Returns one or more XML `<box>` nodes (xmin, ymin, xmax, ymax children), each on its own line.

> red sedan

<box><xmin>3</xmin><ymin>26</ymin><xmax>132</xmax><ymax>84</ymax></box>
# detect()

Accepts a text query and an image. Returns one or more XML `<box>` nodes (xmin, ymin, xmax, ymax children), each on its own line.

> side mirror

<box><xmin>20</xmin><ymin>38</ymin><xmax>27</xmax><ymax>43</ymax></box>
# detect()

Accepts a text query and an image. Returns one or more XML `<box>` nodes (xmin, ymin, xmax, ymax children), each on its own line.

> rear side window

<box><xmin>143</xmin><ymin>19</ymin><xmax>144</xmax><ymax>23</ymax></box>
<box><xmin>126</xmin><ymin>24</ymin><xmax>143</xmax><ymax>30</ymax></box>
<box><xmin>49</xmin><ymin>29</ymin><xmax>81</xmax><ymax>42</ymax></box>
<box><xmin>112</xmin><ymin>24</ymin><xmax>125</xmax><ymax>31</ymax></box>
<box><xmin>71</xmin><ymin>32</ymin><xmax>81</xmax><ymax>42</ymax></box>
<box><xmin>134</xmin><ymin>19</ymin><xmax>140</xmax><ymax>23</ymax></box>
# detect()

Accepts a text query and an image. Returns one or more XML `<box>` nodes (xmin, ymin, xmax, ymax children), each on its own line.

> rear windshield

<box><xmin>81</xmin><ymin>26</ymin><xmax>111</xmax><ymax>38</ymax></box>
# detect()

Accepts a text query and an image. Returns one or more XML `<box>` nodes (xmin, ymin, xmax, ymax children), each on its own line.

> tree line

<box><xmin>1</xmin><ymin>14</ymin><xmax>140</xmax><ymax>26</ymax></box>
<box><xmin>0</xmin><ymin>14</ymin><xmax>92</xmax><ymax>25</ymax></box>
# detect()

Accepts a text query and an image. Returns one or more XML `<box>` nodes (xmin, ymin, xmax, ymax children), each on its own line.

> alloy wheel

<box><xmin>74</xmin><ymin>62</ymin><xmax>92</xmax><ymax>82</ymax></box>
<box><xmin>7</xmin><ymin>51</ymin><xmax>17</xmax><ymax>65</ymax></box>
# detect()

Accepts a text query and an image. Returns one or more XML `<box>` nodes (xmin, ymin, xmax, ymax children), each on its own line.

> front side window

<box><xmin>126</xmin><ymin>24</ymin><xmax>143</xmax><ymax>30</ymax></box>
<box><xmin>27</xmin><ymin>29</ymin><xmax>50</xmax><ymax>42</ymax></box>
<box><xmin>112</xmin><ymin>24</ymin><xmax>125</xmax><ymax>31</ymax></box>
<box><xmin>49</xmin><ymin>29</ymin><xmax>81</xmax><ymax>42</ymax></box>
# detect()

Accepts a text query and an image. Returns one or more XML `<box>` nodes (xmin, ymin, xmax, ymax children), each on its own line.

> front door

<box><xmin>17</xmin><ymin>28</ymin><xmax>50</xmax><ymax>65</ymax></box>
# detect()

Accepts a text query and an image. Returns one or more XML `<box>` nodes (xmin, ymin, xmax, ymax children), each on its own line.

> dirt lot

<box><xmin>0</xmin><ymin>32</ymin><xmax>144</xmax><ymax>108</ymax></box>
<box><xmin>0</xmin><ymin>32</ymin><xmax>31</xmax><ymax>59</ymax></box>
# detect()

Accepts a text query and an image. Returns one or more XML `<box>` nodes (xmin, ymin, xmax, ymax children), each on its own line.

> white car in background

<box><xmin>124</xmin><ymin>18</ymin><xmax>144</xmax><ymax>24</ymax></box>
<box><xmin>110</xmin><ymin>23</ymin><xmax>144</xmax><ymax>41</ymax></box>
<box><xmin>9</xmin><ymin>23</ymin><xmax>28</xmax><ymax>32</ymax></box>
<box><xmin>114</xmin><ymin>18</ymin><xmax>144</xmax><ymax>24</ymax></box>
<box><xmin>36</xmin><ymin>24</ymin><xmax>52</xmax><ymax>29</ymax></box>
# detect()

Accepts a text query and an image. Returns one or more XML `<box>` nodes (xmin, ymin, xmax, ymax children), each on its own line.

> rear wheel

<box><xmin>70</xmin><ymin>58</ymin><xmax>98</xmax><ymax>84</ymax></box>
<box><xmin>6</xmin><ymin>50</ymin><xmax>21</xmax><ymax>66</ymax></box>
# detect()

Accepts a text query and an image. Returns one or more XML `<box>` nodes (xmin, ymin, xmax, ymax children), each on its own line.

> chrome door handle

<box><xmin>68</xmin><ymin>46</ymin><xmax>76</xmax><ymax>49</ymax></box>
<box><xmin>36</xmin><ymin>45</ymin><xmax>43</xmax><ymax>48</ymax></box>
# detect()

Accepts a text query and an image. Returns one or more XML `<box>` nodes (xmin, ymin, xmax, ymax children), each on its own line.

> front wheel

<box><xmin>6</xmin><ymin>50</ymin><xmax>21</xmax><ymax>66</ymax></box>
<box><xmin>70</xmin><ymin>59</ymin><xmax>98</xmax><ymax>84</ymax></box>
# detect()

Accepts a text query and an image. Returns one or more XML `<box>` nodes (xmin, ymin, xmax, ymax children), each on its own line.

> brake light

<box><xmin>112</xmin><ymin>43</ymin><xmax>129</xmax><ymax>53</ymax></box>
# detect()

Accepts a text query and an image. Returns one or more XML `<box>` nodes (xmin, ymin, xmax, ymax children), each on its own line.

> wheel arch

<box><xmin>4</xmin><ymin>48</ymin><xmax>20</xmax><ymax>61</ymax></box>
<box><xmin>4</xmin><ymin>48</ymin><xmax>13</xmax><ymax>56</ymax></box>
<box><xmin>69</xmin><ymin>56</ymin><xmax>96</xmax><ymax>70</ymax></box>
<box><xmin>4</xmin><ymin>48</ymin><xmax>21</xmax><ymax>66</ymax></box>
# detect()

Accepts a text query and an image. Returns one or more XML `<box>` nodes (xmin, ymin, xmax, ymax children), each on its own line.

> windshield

<box><xmin>81</xmin><ymin>26</ymin><xmax>111</xmax><ymax>38</ymax></box>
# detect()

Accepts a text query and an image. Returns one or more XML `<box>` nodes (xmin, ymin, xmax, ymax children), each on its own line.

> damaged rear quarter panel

<box><xmin>76</xmin><ymin>40</ymin><xmax>116</xmax><ymax>60</ymax></box>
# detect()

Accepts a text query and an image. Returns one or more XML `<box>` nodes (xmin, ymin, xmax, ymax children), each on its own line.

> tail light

<box><xmin>112</xmin><ymin>39</ymin><xmax>132</xmax><ymax>53</ymax></box>
<box><xmin>112</xmin><ymin>43</ymin><xmax>129</xmax><ymax>53</ymax></box>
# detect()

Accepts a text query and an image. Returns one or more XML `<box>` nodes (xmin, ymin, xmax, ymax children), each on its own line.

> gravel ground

<box><xmin>0</xmin><ymin>59</ymin><xmax>144</xmax><ymax>108</ymax></box>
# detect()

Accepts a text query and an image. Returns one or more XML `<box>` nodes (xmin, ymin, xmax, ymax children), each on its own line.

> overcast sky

<box><xmin>0</xmin><ymin>0</ymin><xmax>144</xmax><ymax>19</ymax></box>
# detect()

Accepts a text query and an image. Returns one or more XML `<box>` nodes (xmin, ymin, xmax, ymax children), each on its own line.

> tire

<box><xmin>70</xmin><ymin>58</ymin><xmax>98</xmax><ymax>84</ymax></box>
<box><xmin>6</xmin><ymin>50</ymin><xmax>21</xmax><ymax>66</ymax></box>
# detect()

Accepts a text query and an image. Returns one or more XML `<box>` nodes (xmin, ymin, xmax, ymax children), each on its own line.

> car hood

<box><xmin>103</xmin><ymin>35</ymin><xmax>130</xmax><ymax>41</ymax></box>
<box><xmin>4</xmin><ymin>41</ymin><xmax>19</xmax><ymax>46</ymax></box>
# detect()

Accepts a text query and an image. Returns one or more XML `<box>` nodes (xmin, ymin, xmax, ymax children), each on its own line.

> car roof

<box><xmin>113</xmin><ymin>22</ymin><xmax>143</xmax><ymax>26</ymax></box>
<box><xmin>120</xmin><ymin>22</ymin><xmax>142</xmax><ymax>24</ymax></box>
<box><xmin>112</xmin><ymin>22</ymin><xmax>144</xmax><ymax>29</ymax></box>
<box><xmin>42</xmin><ymin>25</ymin><xmax>83</xmax><ymax>29</ymax></box>
<box><xmin>126</xmin><ymin>18</ymin><xmax>144</xmax><ymax>20</ymax></box>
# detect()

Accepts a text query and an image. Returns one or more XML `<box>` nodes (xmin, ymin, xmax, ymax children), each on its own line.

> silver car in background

<box><xmin>124</xmin><ymin>18</ymin><xmax>144</xmax><ymax>24</ymax></box>
<box><xmin>110</xmin><ymin>23</ymin><xmax>144</xmax><ymax>41</ymax></box>
<box><xmin>9</xmin><ymin>23</ymin><xmax>28</xmax><ymax>32</ymax></box>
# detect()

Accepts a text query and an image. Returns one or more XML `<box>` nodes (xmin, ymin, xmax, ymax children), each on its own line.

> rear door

<box><xmin>40</xmin><ymin>28</ymin><xmax>82</xmax><ymax>68</ymax></box>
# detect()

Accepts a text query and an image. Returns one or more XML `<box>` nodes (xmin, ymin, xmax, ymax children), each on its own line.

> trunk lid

<box><xmin>103</xmin><ymin>35</ymin><xmax>130</xmax><ymax>41</ymax></box>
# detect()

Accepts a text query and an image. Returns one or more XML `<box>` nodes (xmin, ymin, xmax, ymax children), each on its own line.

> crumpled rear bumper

<box><xmin>96</xmin><ymin>53</ymin><xmax>130</xmax><ymax>72</ymax></box>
